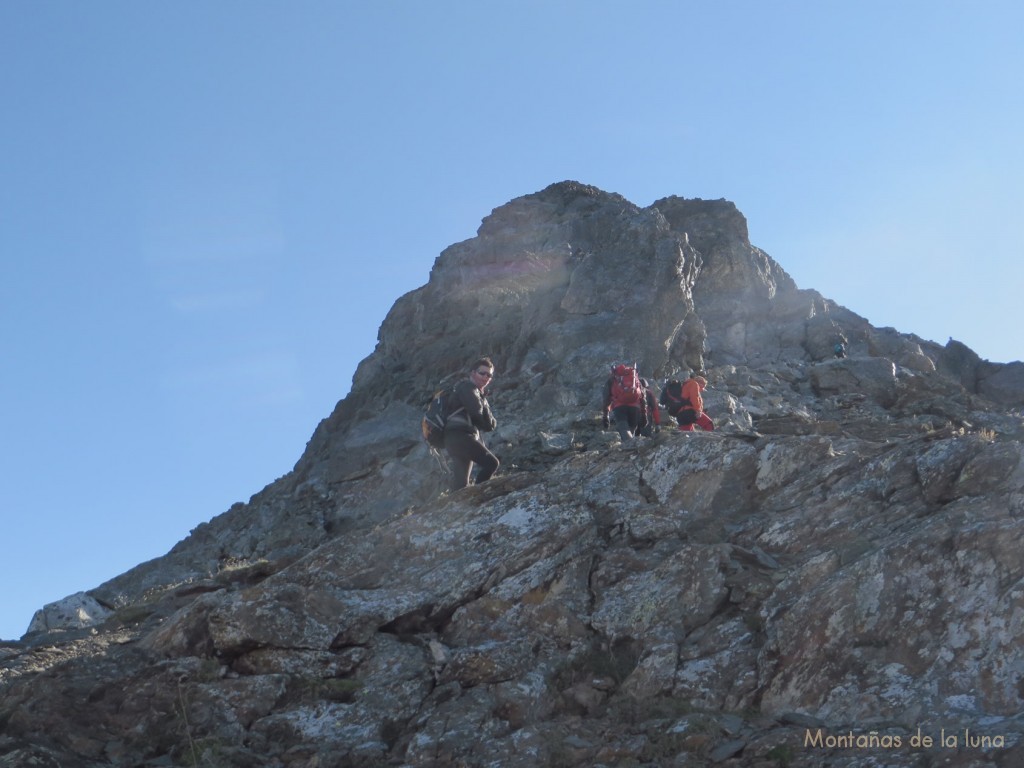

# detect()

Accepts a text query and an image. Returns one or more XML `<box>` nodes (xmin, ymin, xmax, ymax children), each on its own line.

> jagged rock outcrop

<box><xmin>3</xmin><ymin>181</ymin><xmax>1023</xmax><ymax>767</ymax></box>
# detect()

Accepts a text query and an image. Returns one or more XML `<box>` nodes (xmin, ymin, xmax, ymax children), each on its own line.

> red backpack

<box><xmin>609</xmin><ymin>363</ymin><xmax>642</xmax><ymax>408</ymax></box>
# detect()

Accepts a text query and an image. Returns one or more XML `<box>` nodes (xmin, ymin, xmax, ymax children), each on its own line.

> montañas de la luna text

<box><xmin>804</xmin><ymin>728</ymin><xmax>1006</xmax><ymax>750</ymax></box>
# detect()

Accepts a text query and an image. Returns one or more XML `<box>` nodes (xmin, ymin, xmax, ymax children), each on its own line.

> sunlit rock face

<box><xmin>4</xmin><ymin>181</ymin><xmax>1023</xmax><ymax>768</ymax></box>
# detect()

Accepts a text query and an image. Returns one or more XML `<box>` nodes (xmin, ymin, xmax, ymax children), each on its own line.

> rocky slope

<box><xmin>3</xmin><ymin>181</ymin><xmax>1024</xmax><ymax>767</ymax></box>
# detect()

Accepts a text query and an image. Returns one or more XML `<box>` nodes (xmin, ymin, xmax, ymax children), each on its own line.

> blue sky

<box><xmin>2</xmin><ymin>1</ymin><xmax>1022</xmax><ymax>640</ymax></box>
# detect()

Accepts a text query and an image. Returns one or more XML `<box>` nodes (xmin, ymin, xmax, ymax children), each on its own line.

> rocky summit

<box><xmin>3</xmin><ymin>181</ymin><xmax>1024</xmax><ymax>768</ymax></box>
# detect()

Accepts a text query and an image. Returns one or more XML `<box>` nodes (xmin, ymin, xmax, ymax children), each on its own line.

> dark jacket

<box><xmin>446</xmin><ymin>379</ymin><xmax>496</xmax><ymax>436</ymax></box>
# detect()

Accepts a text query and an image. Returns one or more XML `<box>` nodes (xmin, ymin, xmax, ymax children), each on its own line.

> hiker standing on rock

<box><xmin>444</xmin><ymin>357</ymin><xmax>500</xmax><ymax>490</ymax></box>
<box><xmin>602</xmin><ymin>363</ymin><xmax>648</xmax><ymax>441</ymax></box>
<box><xmin>660</xmin><ymin>372</ymin><xmax>715</xmax><ymax>432</ymax></box>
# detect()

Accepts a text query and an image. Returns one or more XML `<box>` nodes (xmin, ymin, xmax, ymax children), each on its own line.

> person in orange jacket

<box><xmin>672</xmin><ymin>373</ymin><xmax>715</xmax><ymax>432</ymax></box>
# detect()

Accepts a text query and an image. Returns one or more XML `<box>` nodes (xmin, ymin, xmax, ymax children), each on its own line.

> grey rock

<box><xmin>5</xmin><ymin>181</ymin><xmax>1024</xmax><ymax>768</ymax></box>
<box><xmin>979</xmin><ymin>360</ymin><xmax>1024</xmax><ymax>406</ymax></box>
<box><xmin>26</xmin><ymin>591</ymin><xmax>113</xmax><ymax>633</ymax></box>
<box><xmin>709</xmin><ymin>737</ymin><xmax>746</xmax><ymax>762</ymax></box>
<box><xmin>809</xmin><ymin>356</ymin><xmax>899</xmax><ymax>406</ymax></box>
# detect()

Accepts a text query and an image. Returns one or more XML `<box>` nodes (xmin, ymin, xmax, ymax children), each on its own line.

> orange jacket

<box><xmin>681</xmin><ymin>378</ymin><xmax>704</xmax><ymax>413</ymax></box>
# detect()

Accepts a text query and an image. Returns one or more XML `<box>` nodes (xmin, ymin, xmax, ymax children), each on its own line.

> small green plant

<box><xmin>766</xmin><ymin>743</ymin><xmax>794</xmax><ymax>767</ymax></box>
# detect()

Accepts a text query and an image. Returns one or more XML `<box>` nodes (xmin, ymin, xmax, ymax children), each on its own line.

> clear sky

<box><xmin>2</xmin><ymin>1</ymin><xmax>1022</xmax><ymax>640</ymax></box>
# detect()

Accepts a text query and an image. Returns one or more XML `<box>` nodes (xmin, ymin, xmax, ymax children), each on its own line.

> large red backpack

<box><xmin>609</xmin><ymin>363</ymin><xmax>642</xmax><ymax>408</ymax></box>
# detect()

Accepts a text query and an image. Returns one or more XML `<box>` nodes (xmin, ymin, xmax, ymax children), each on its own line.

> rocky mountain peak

<box><xmin>3</xmin><ymin>182</ymin><xmax>1024</xmax><ymax>767</ymax></box>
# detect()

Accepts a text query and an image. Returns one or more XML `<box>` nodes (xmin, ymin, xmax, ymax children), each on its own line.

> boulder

<box><xmin>26</xmin><ymin>592</ymin><xmax>113</xmax><ymax>633</ymax></box>
<box><xmin>979</xmin><ymin>360</ymin><xmax>1024</xmax><ymax>406</ymax></box>
<box><xmin>809</xmin><ymin>356</ymin><xmax>899</xmax><ymax>407</ymax></box>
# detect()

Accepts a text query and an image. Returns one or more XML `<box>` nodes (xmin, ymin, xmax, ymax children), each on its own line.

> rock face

<box><xmin>3</xmin><ymin>181</ymin><xmax>1024</xmax><ymax>768</ymax></box>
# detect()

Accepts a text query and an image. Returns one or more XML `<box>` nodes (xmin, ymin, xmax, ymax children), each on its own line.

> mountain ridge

<box><xmin>3</xmin><ymin>181</ymin><xmax>1023</xmax><ymax>767</ymax></box>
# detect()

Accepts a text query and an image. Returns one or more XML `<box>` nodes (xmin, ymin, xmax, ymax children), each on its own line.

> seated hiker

<box><xmin>661</xmin><ymin>372</ymin><xmax>715</xmax><ymax>432</ymax></box>
<box><xmin>637</xmin><ymin>377</ymin><xmax>662</xmax><ymax>436</ymax></box>
<box><xmin>602</xmin><ymin>363</ymin><xmax>648</xmax><ymax>441</ymax></box>
<box><xmin>444</xmin><ymin>357</ymin><xmax>499</xmax><ymax>490</ymax></box>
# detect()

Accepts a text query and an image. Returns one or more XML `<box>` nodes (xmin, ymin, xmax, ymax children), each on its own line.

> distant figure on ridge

<box><xmin>444</xmin><ymin>357</ymin><xmax>499</xmax><ymax>490</ymax></box>
<box><xmin>602</xmin><ymin>362</ymin><xmax>648</xmax><ymax>441</ymax></box>
<box><xmin>660</xmin><ymin>372</ymin><xmax>715</xmax><ymax>432</ymax></box>
<box><xmin>834</xmin><ymin>341</ymin><xmax>847</xmax><ymax>359</ymax></box>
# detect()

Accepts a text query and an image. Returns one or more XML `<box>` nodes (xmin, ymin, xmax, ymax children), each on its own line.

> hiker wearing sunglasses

<box><xmin>444</xmin><ymin>357</ymin><xmax>500</xmax><ymax>490</ymax></box>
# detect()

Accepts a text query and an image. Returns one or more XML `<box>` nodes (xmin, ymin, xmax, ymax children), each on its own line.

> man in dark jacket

<box><xmin>444</xmin><ymin>357</ymin><xmax>499</xmax><ymax>490</ymax></box>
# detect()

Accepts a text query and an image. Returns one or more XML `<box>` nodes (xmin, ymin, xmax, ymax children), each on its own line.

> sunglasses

<box><xmin>474</xmin><ymin>369</ymin><xmax>494</xmax><ymax>379</ymax></box>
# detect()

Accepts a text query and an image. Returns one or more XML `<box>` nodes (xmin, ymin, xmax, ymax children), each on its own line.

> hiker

<box><xmin>661</xmin><ymin>372</ymin><xmax>715</xmax><ymax>432</ymax></box>
<box><xmin>444</xmin><ymin>357</ymin><xmax>499</xmax><ymax>490</ymax></box>
<box><xmin>834</xmin><ymin>341</ymin><xmax>847</xmax><ymax>359</ymax></box>
<box><xmin>638</xmin><ymin>377</ymin><xmax>662</xmax><ymax>436</ymax></box>
<box><xmin>602</xmin><ymin>363</ymin><xmax>648</xmax><ymax>441</ymax></box>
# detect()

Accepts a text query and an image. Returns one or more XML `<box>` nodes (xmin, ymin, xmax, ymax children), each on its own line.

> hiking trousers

<box><xmin>444</xmin><ymin>430</ymin><xmax>499</xmax><ymax>491</ymax></box>
<box><xmin>677</xmin><ymin>411</ymin><xmax>715</xmax><ymax>431</ymax></box>
<box><xmin>611</xmin><ymin>405</ymin><xmax>642</xmax><ymax>441</ymax></box>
